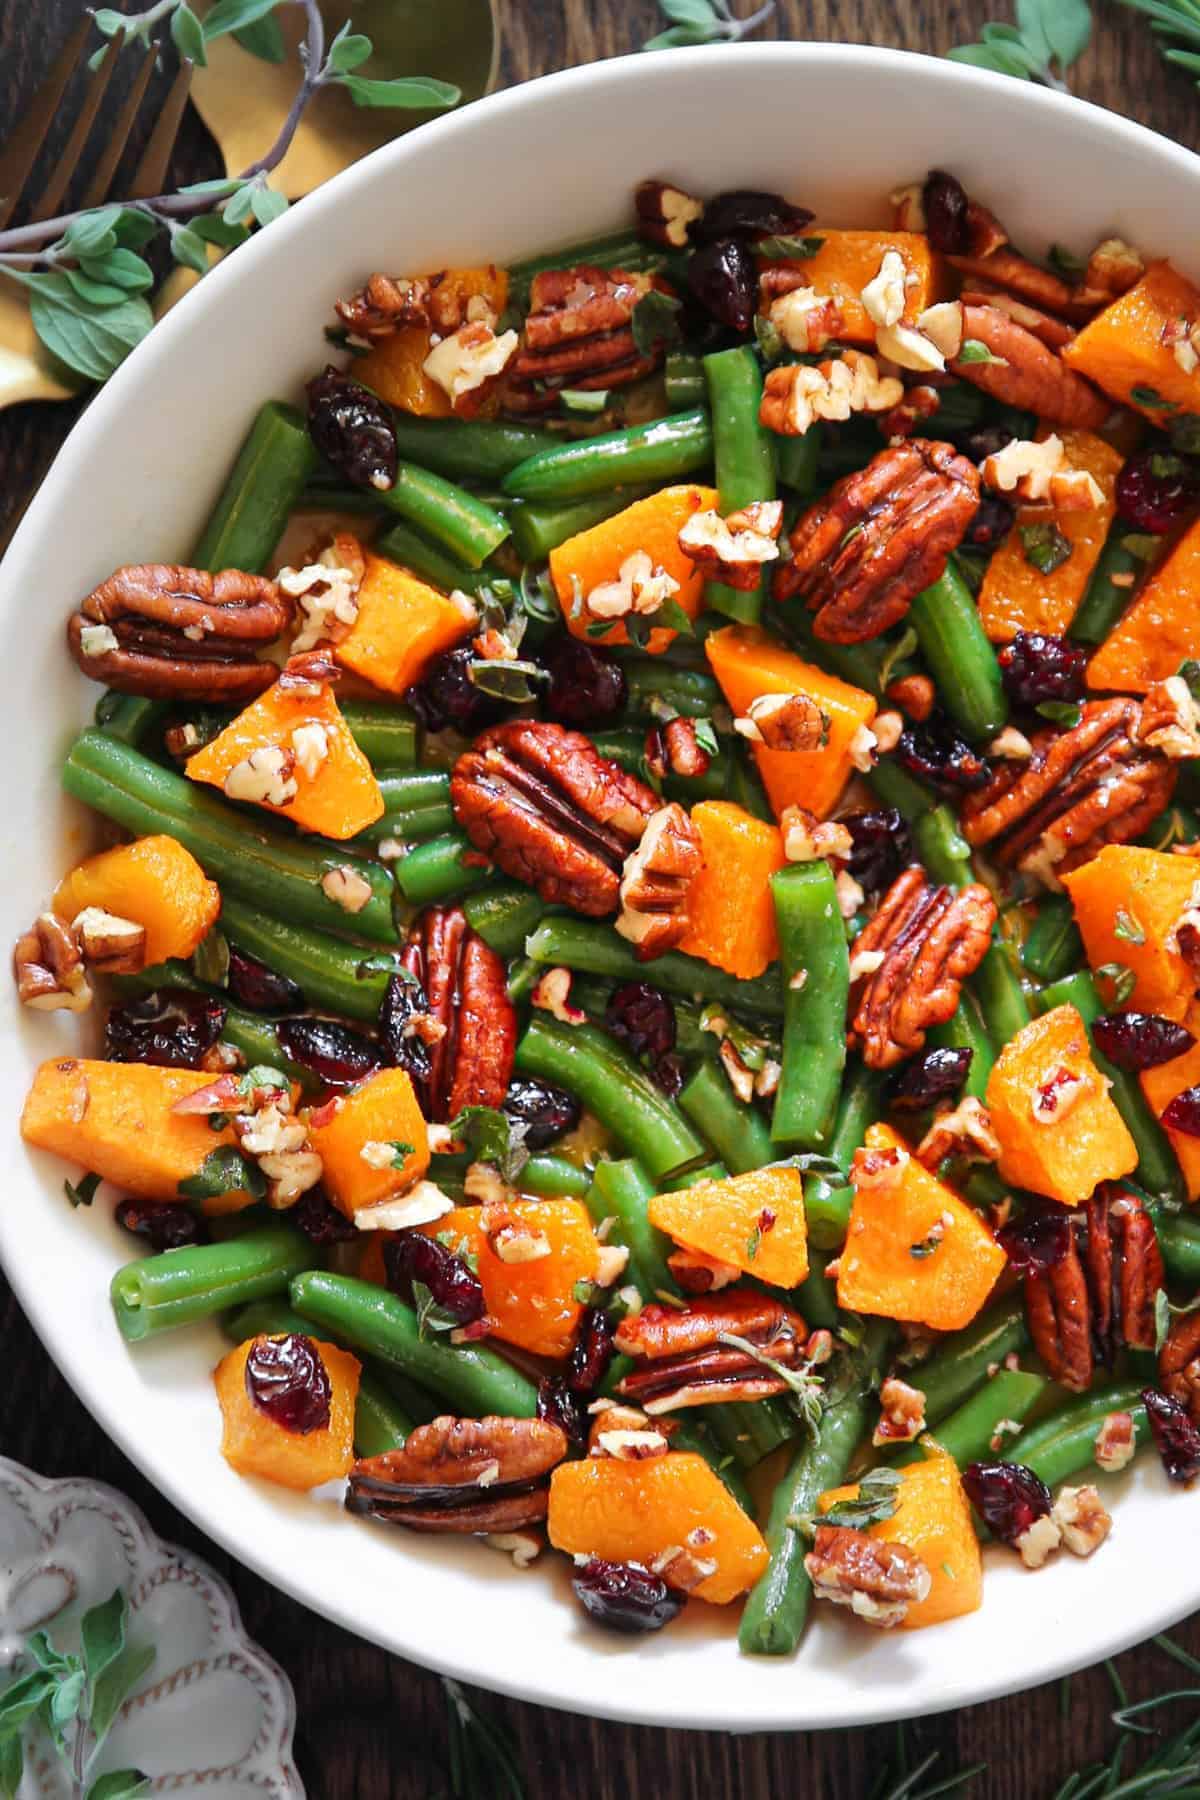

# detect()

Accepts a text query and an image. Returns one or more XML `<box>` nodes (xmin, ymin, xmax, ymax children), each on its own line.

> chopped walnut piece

<box><xmin>354</xmin><ymin>1180</ymin><xmax>456</xmax><ymax>1233</ymax></box>
<box><xmin>486</xmin><ymin>1213</ymin><xmax>552</xmax><ymax>1265</ymax></box>
<box><xmin>649</xmin><ymin>1543</ymin><xmax>719</xmax><ymax>1592</ymax></box>
<box><xmin>917</xmin><ymin>301</ymin><xmax>966</xmax><ymax>361</ymax></box>
<box><xmin>889</xmin><ymin>182</ymin><xmax>926</xmax><ymax>232</ymax></box>
<box><xmin>1032</xmin><ymin>1065</ymin><xmax>1088</xmax><ymax>1123</ymax></box>
<box><xmin>1051</xmin><ymin>1484</ymin><xmax>1112</xmax><ymax>1557</ymax></box>
<box><xmin>666</xmin><ymin>1247</ymin><xmax>742</xmax><ymax>1294</ymax></box>
<box><xmin>423</xmin><ymin>322</ymin><xmax>519</xmax><ymax>414</ymax></box>
<box><xmin>760</xmin><ymin>349</ymin><xmax>904</xmax><ymax>437</ymax></box>
<box><xmin>486</xmin><ymin>1530</ymin><xmax>542</xmax><ymax>1568</ymax></box>
<box><xmin>320</xmin><ymin>865</ymin><xmax>374</xmax><ymax>914</ymax></box>
<box><xmin>280</xmin><ymin>536</ymin><xmax>364</xmax><ymax>655</ymax></box>
<box><xmin>916</xmin><ymin>1096</ymin><xmax>1001</xmax><ymax>1170</ymax></box>
<box><xmin>1016</xmin><ymin>1512</ymin><xmax>1063</xmax><ymax>1569</ymax></box>
<box><xmin>335</xmin><ymin>271</ymin><xmax>433</xmax><ymax>339</ymax></box>
<box><xmin>635</xmin><ymin>178</ymin><xmax>704</xmax><ymax>248</ymax></box>
<box><xmin>1139</xmin><ymin>675</ymin><xmax>1200</xmax><ymax>760</ymax></box>
<box><xmin>594</xmin><ymin>1427</ymin><xmax>670</xmax><ymax>1461</ymax></box>
<box><xmin>873</xmin><ymin>1375</ymin><xmax>927</xmax><ymax>1446</ymax></box>
<box><xmin>224</xmin><ymin>744</ymin><xmax>298</xmax><ymax>809</ymax></box>
<box><xmin>852</xmin><ymin>1143</ymin><xmax>909</xmax><ymax>1193</ymax></box>
<box><xmin>13</xmin><ymin>914</ymin><xmax>92</xmax><ymax>1013</ymax></box>
<box><xmin>982</xmin><ymin>434</ymin><xmax>1103</xmax><ymax>508</ymax></box>
<box><xmin>1075</xmin><ymin>238</ymin><xmax>1145</xmax><ymax>308</ymax></box>
<box><xmin>873</xmin><ymin>711</ymin><xmax>903</xmax><ymax>755</ymax></box>
<box><xmin>734</xmin><ymin>691</ymin><xmax>829</xmax><ymax>752</ymax></box>
<box><xmin>780</xmin><ymin>806</ymin><xmax>854</xmax><ymax>865</ymax></box>
<box><xmin>1094</xmin><ymin>1410</ymin><xmax>1137</xmax><ymax>1473</ymax></box>
<box><xmin>531</xmin><ymin>966</ymin><xmax>586</xmax><ymax>1024</ymax></box>
<box><xmin>69</xmin><ymin>908</ymin><xmax>146</xmax><ymax>975</ymax></box>
<box><xmin>765</xmin><ymin>285</ymin><xmax>845</xmax><ymax>354</ymax></box>
<box><xmin>678</xmin><ymin>500</ymin><xmax>783</xmax><ymax>590</ymax></box>
<box><xmin>615</xmin><ymin>802</ymin><xmax>703</xmax><ymax>961</ymax></box>
<box><xmin>887</xmin><ymin>673</ymin><xmax>936</xmax><ymax>722</ymax></box>
<box><xmin>585</xmin><ymin>550</ymin><xmax>680</xmax><ymax>622</ymax></box>
<box><xmin>990</xmin><ymin>726</ymin><xmax>1035</xmax><ymax>762</ymax></box>
<box><xmin>291</xmin><ymin>721</ymin><xmax>330</xmax><ymax>780</ymax></box>
<box><xmin>861</xmin><ymin>249</ymin><xmax>909</xmax><ymax>332</ymax></box>
<box><xmin>805</xmin><ymin>1524</ymin><xmax>932</xmax><ymax>1628</ymax></box>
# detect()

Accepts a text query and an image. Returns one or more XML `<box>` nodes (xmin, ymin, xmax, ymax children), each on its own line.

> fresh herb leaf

<box><xmin>466</xmin><ymin>658</ymin><xmax>548</xmax><ymax>703</ymax></box>
<box><xmin>817</xmin><ymin>1465</ymin><xmax>902</xmax><ymax>1532</ymax></box>
<box><xmin>337</xmin><ymin>74</ymin><xmax>461</xmax><ymax>110</ymax></box>
<box><xmin>745</xmin><ymin>1226</ymin><xmax>761</xmax><ymax>1261</ymax></box>
<box><xmin>327</xmin><ymin>24</ymin><xmax>374</xmax><ymax>72</ymax></box>
<box><xmin>80</xmin><ymin>1590</ymin><xmax>129</xmax><ymax>1689</ymax></box>
<box><xmin>1114</xmin><ymin>908</ymin><xmax>1147</xmax><ymax>946</ymax></box>
<box><xmin>0</xmin><ymin>1670</ymin><xmax>57</xmax><ymax>1736</ymax></box>
<box><xmin>1179</xmin><ymin>658</ymin><xmax>1200</xmax><ymax>703</ymax></box>
<box><xmin>631</xmin><ymin>288</ymin><xmax>684</xmax><ymax>357</ymax></box>
<box><xmin>1157</xmin><ymin>1288</ymin><xmax>1172</xmax><ymax>1353</ymax></box>
<box><xmin>412</xmin><ymin>1279</ymin><xmax>461</xmax><ymax>1339</ymax></box>
<box><xmin>191</xmin><ymin>928</ymin><xmax>230</xmax><ymax>987</ymax></box>
<box><xmin>201</xmin><ymin>0</ymin><xmax>281</xmax><ymax>37</ymax></box>
<box><xmin>239</xmin><ymin>1064</ymin><xmax>289</xmax><ymax>1097</ymax></box>
<box><xmin>909</xmin><ymin>1230</ymin><xmax>944</xmax><ymax>1259</ymax></box>
<box><xmin>178</xmin><ymin>1147</ymin><xmax>265</xmax><ymax>1202</ymax></box>
<box><xmin>65</xmin><ymin>1172</ymin><xmax>101</xmax><ymax>1209</ymax></box>
<box><xmin>447</xmin><ymin>1105</ymin><xmax>530</xmax><ymax>1185</ymax></box>
<box><xmin>1020</xmin><ymin>521</ymin><xmax>1073</xmax><ymax>574</ymax></box>
<box><xmin>1096</xmin><ymin>962</ymin><xmax>1136</xmax><ymax>1006</ymax></box>
<box><xmin>234</xmin><ymin>13</ymin><xmax>286</xmax><ymax>60</ymax></box>
<box><xmin>171</xmin><ymin>2</ymin><xmax>208</xmax><ymax>64</ymax></box>
<box><xmin>89</xmin><ymin>1642</ymin><xmax>156</xmax><ymax>1742</ymax></box>
<box><xmin>0</xmin><ymin>270</ymin><xmax>152</xmax><ymax>384</ymax></box>
<box><xmin>249</xmin><ymin>183</ymin><xmax>289</xmax><ymax>228</ymax></box>
<box><xmin>1035</xmin><ymin>699</ymin><xmax>1082</xmax><ymax>728</ymax></box>
<box><xmin>958</xmin><ymin>338</ymin><xmax>1007</xmax><ymax>366</ymax></box>
<box><xmin>717</xmin><ymin>1330</ymin><xmax>825</xmax><ymax>1433</ymax></box>
<box><xmin>754</xmin><ymin>312</ymin><xmax>785</xmax><ymax>364</ymax></box>
<box><xmin>643</xmin><ymin>0</ymin><xmax>777</xmax><ymax>50</ymax></box>
<box><xmin>169</xmin><ymin>224</ymin><xmax>210</xmax><ymax>274</ymax></box>
<box><xmin>442</xmin><ymin>1677</ymin><xmax>528</xmax><ymax>1800</ymax></box>
<box><xmin>572</xmin><ymin>1278</ymin><xmax>597</xmax><ymax>1305</ymax></box>
<box><xmin>949</xmin><ymin>0</ymin><xmax>1090</xmax><ymax>86</ymax></box>
<box><xmin>756</xmin><ymin>233</ymin><xmax>825</xmax><ymax>260</ymax></box>
<box><xmin>878</xmin><ymin>625</ymin><xmax>919</xmax><ymax>691</ymax></box>
<box><xmin>694</xmin><ymin>717</ymin><xmax>720</xmax><ymax>757</ymax></box>
<box><xmin>1048</xmin><ymin>242</ymin><xmax>1086</xmax><ymax>278</ymax></box>
<box><xmin>0</xmin><ymin>1737</ymin><xmax>21</xmax><ymax>1800</ymax></box>
<box><xmin>87</xmin><ymin>1773</ymin><xmax>151</xmax><ymax>1800</ymax></box>
<box><xmin>1131</xmin><ymin>383</ymin><xmax>1179</xmax><ymax>411</ymax></box>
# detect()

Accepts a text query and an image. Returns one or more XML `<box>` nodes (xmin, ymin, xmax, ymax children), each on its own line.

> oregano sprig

<box><xmin>643</xmin><ymin>0</ymin><xmax>777</xmax><ymax>52</ymax></box>
<box><xmin>948</xmin><ymin>0</ymin><xmax>1092</xmax><ymax>88</ymax></box>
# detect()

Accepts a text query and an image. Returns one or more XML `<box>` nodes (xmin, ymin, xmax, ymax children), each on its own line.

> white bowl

<box><xmin>2</xmin><ymin>43</ymin><xmax>1198</xmax><ymax>1733</ymax></box>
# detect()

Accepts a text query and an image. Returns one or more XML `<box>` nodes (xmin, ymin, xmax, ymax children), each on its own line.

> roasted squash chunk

<box><xmin>421</xmin><ymin>1200</ymin><xmax>601</xmax><ymax>1359</ymax></box>
<box><xmin>820</xmin><ymin>1445</ymin><xmax>982</xmax><ymax>1629</ymax></box>
<box><xmin>215</xmin><ymin>1334</ymin><xmax>359</xmax><ymax>1491</ymax></box>
<box><xmin>53</xmin><ymin>834</ymin><xmax>219</xmax><ymax>968</ymax></box>
<box><xmin>1063</xmin><ymin>846</ymin><xmax>1200</xmax><ymax>1023</ymax></box>
<box><xmin>649</xmin><ymin>1165</ymin><xmax>808</xmax><ymax>1287</ymax></box>
<box><xmin>677</xmin><ymin>800</ymin><xmax>785</xmax><ymax>979</ymax></box>
<box><xmin>307</xmin><ymin>1069</ymin><xmax>430</xmax><ymax>1218</ymax></box>
<box><xmin>549</xmin><ymin>485</ymin><xmax>719</xmax><ymax>652</ymax></box>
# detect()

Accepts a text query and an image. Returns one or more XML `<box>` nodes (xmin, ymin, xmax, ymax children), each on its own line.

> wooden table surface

<box><xmin>2</xmin><ymin>3</ymin><xmax>1199</xmax><ymax>1794</ymax></box>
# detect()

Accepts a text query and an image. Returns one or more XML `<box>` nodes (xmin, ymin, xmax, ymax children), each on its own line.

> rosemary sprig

<box><xmin>442</xmin><ymin>1679</ymin><xmax>526</xmax><ymax>1800</ymax></box>
<box><xmin>1121</xmin><ymin>0</ymin><xmax>1200</xmax><ymax>92</ymax></box>
<box><xmin>643</xmin><ymin>0</ymin><xmax>776</xmax><ymax>52</ymax></box>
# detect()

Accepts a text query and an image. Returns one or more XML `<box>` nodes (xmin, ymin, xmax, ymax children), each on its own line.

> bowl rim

<box><xmin>5</xmin><ymin>38</ymin><xmax>1200</xmax><ymax>1733</ymax></box>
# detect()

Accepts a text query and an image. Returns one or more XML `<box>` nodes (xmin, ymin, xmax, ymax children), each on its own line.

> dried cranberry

<box><xmin>998</xmin><ymin>631</ymin><xmax>1088</xmax><ymax>707</ymax></box>
<box><xmin>1163</xmin><ymin>1084</ymin><xmax>1200</xmax><ymax>1138</ymax></box>
<box><xmin>105</xmin><ymin>990</ymin><xmax>227</xmax><ymax>1070</ymax></box>
<box><xmin>537</xmin><ymin>1375</ymin><xmax>586</xmax><ymax>1446</ymax></box>
<box><xmin>1143</xmin><ymin>1386</ymin><xmax>1200</xmax><ymax>1484</ymax></box>
<box><xmin>922</xmin><ymin>169</ymin><xmax>970</xmax><ymax>254</ymax></box>
<box><xmin>652</xmin><ymin>1051</ymin><xmax>686</xmax><ymax>1098</ymax></box>
<box><xmin>841</xmin><ymin>807</ymin><xmax>912</xmax><ymax>899</ymax></box>
<box><xmin>962</xmin><ymin>1460</ymin><xmax>1052</xmax><ymax>1545</ymax></box>
<box><xmin>571</xmin><ymin>1558</ymin><xmax>685</xmax><ymax>1634</ymax></box>
<box><xmin>384</xmin><ymin>1232</ymin><xmax>485</xmax><ymax>1325</ymax></box>
<box><xmin>292</xmin><ymin>1186</ymin><xmax>357</xmax><ymax>1245</ymax></box>
<box><xmin>888</xmin><ymin>1046</ymin><xmax>973</xmax><ymax>1111</ymax></box>
<box><xmin>1115</xmin><ymin>448</ymin><xmax>1200</xmax><ymax>534</ymax></box>
<box><xmin>605</xmin><ymin>982</ymin><xmax>676</xmax><ymax>1060</ymax></box>
<box><xmin>275</xmin><ymin>1016</ymin><xmax>382</xmax><ymax>1090</ymax></box>
<box><xmin>687</xmin><ymin>238</ymin><xmax>757</xmax><ymax>334</ymax></box>
<box><xmin>543</xmin><ymin>636</ymin><xmax>627</xmax><ymax>727</ymax></box>
<box><xmin>503</xmin><ymin>1076</ymin><xmax>581</xmax><ymax>1149</ymax></box>
<box><xmin>955</xmin><ymin>423</ymin><xmax>1020</xmax><ymax>465</ymax></box>
<box><xmin>895</xmin><ymin>715</ymin><xmax>991</xmax><ymax>793</ymax></box>
<box><xmin>378</xmin><ymin>972</ymin><xmax>433</xmax><ymax>1086</ymax></box>
<box><xmin>695</xmin><ymin>189</ymin><xmax>813</xmax><ymax>245</ymax></box>
<box><xmin>1093</xmin><ymin>1011</ymin><xmax>1196</xmax><ymax>1071</ymax></box>
<box><xmin>967</xmin><ymin>493</ymin><xmax>1015</xmax><ymax>549</ymax></box>
<box><xmin>226</xmin><ymin>947</ymin><xmax>304</xmax><ymax>1014</ymax></box>
<box><xmin>306</xmin><ymin>367</ymin><xmax>397</xmax><ymax>491</ymax></box>
<box><xmin>567</xmin><ymin>1306</ymin><xmax>615</xmax><ymax>1394</ymax></box>
<box><xmin>245</xmin><ymin>1334</ymin><xmax>332</xmax><ymax>1435</ymax></box>
<box><xmin>996</xmin><ymin>1203</ymin><xmax>1073</xmax><ymax>1276</ymax></box>
<box><xmin>114</xmin><ymin>1198</ymin><xmax>208</xmax><ymax>1251</ymax></box>
<box><xmin>405</xmin><ymin>646</ymin><xmax>505</xmax><ymax>736</ymax></box>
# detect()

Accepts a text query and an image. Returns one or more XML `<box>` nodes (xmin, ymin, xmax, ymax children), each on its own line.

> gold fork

<box><xmin>0</xmin><ymin>18</ymin><xmax>194</xmax><ymax>409</ymax></box>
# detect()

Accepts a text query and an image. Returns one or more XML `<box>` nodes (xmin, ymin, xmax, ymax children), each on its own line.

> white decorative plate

<box><xmin>0</xmin><ymin>1458</ymin><xmax>301</xmax><ymax>1797</ymax></box>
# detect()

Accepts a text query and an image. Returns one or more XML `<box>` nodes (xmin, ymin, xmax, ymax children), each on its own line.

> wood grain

<box><xmin>1</xmin><ymin>3</ymin><xmax>1198</xmax><ymax>1793</ymax></box>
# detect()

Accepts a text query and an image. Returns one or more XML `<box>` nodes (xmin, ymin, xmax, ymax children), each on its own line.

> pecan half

<box><xmin>805</xmin><ymin>1524</ymin><xmax>931</xmax><ymax>1628</ymax></box>
<box><xmin>1025</xmin><ymin>1186</ymin><xmax>1164</xmax><ymax>1391</ymax></box>
<box><xmin>13</xmin><ymin>913</ymin><xmax>91</xmax><ymax>1012</ymax></box>
<box><xmin>506</xmin><ymin>266</ymin><xmax>663</xmax><ymax>406</ymax></box>
<box><xmin>635</xmin><ymin>179</ymin><xmax>704</xmax><ymax>249</ymax></box>
<box><xmin>335</xmin><ymin>271</ymin><xmax>432</xmax><ymax>339</ymax></box>
<box><xmin>958</xmin><ymin>282</ymin><xmax>1077</xmax><ymax>352</ymax></box>
<box><xmin>399</xmin><ymin>904</ymin><xmax>516</xmax><ymax>1122</ymax></box>
<box><xmin>451</xmin><ymin>721</ymin><xmax>658</xmax><ymax>916</ymax></box>
<box><xmin>949</xmin><ymin>249</ymin><xmax>1088</xmax><ymax>319</ymax></box>
<box><xmin>847</xmin><ymin>867</ymin><xmax>997</xmax><ymax>1069</ymax></box>
<box><xmin>614</xmin><ymin>1290</ymin><xmax>808</xmax><ymax>1412</ymax></box>
<box><xmin>68</xmin><ymin>565</ymin><xmax>290</xmax><ymax>702</ymax></box>
<box><xmin>775</xmin><ymin>440</ymin><xmax>981</xmax><ymax>643</ymax></box>
<box><xmin>1160</xmin><ymin>1311</ymin><xmax>1200</xmax><ymax>1427</ymax></box>
<box><xmin>614</xmin><ymin>801</ymin><xmax>703</xmax><ymax>961</ymax></box>
<box><xmin>960</xmin><ymin>699</ymin><xmax>1176</xmax><ymax>887</ymax></box>
<box><xmin>949</xmin><ymin>305</ymin><xmax>1108</xmax><ymax>429</ymax></box>
<box><xmin>346</xmin><ymin>1415</ymin><xmax>567</xmax><ymax>1533</ymax></box>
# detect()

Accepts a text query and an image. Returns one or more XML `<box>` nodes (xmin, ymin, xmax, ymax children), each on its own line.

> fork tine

<box><xmin>0</xmin><ymin>16</ymin><xmax>92</xmax><ymax>231</ymax></box>
<box><xmin>28</xmin><ymin>29</ymin><xmax>126</xmax><ymax>223</ymax></box>
<box><xmin>127</xmin><ymin>60</ymin><xmax>194</xmax><ymax>201</ymax></box>
<box><xmin>80</xmin><ymin>42</ymin><xmax>159</xmax><ymax>211</ymax></box>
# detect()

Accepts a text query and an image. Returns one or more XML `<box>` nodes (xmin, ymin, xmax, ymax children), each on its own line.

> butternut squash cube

<box><xmin>420</xmin><ymin>1200</ymin><xmax>600</xmax><ymax>1359</ymax></box>
<box><xmin>1086</xmin><ymin>513</ymin><xmax>1200</xmax><ymax>693</ymax></box>
<box><xmin>549</xmin><ymin>485</ymin><xmax>720</xmax><ymax>652</ymax></box>
<box><xmin>677</xmin><ymin>800</ymin><xmax>785</xmax><ymax>979</ymax></box>
<box><xmin>836</xmin><ymin>1123</ymin><xmax>1004</xmax><ymax>1331</ymax></box>
<box><xmin>649</xmin><ymin>1165</ymin><xmax>808</xmax><ymax>1287</ymax></box>
<box><xmin>1063</xmin><ymin>261</ymin><xmax>1200</xmax><ymax>422</ymax></box>
<box><xmin>214</xmin><ymin>1335</ymin><xmax>359</xmax><ymax>1491</ymax></box>
<box><xmin>335</xmin><ymin>552</ymin><xmax>476</xmax><ymax>696</ymax></box>
<box><xmin>769</xmin><ymin>230</ymin><xmax>944</xmax><ymax>346</ymax></box>
<box><xmin>186</xmin><ymin>679</ymin><xmax>383</xmax><ymax>841</ymax></box>
<box><xmin>1062</xmin><ymin>845</ymin><xmax>1200</xmax><ymax>1022</ymax></box>
<box><xmin>353</xmin><ymin>267</ymin><xmax>509</xmax><ymax>417</ymax></box>
<box><xmin>548</xmin><ymin>1451</ymin><xmax>768</xmax><ymax>1604</ymax></box>
<box><xmin>985</xmin><ymin>1005</ymin><xmax>1138</xmax><ymax>1204</ymax></box>
<box><xmin>53</xmin><ymin>834</ymin><xmax>219</xmax><ymax>968</ymax></box>
<box><xmin>1140</xmin><ymin>1001</ymin><xmax>1200</xmax><ymax>1201</ymax></box>
<box><xmin>306</xmin><ymin>1069</ymin><xmax>430</xmax><ymax>1218</ymax></box>
<box><xmin>819</xmin><ymin>1445</ymin><xmax>982</xmax><ymax>1629</ymax></box>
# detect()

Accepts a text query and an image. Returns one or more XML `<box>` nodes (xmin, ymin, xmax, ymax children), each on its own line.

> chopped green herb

<box><xmin>1114</xmin><ymin>908</ymin><xmax>1146</xmax><ymax>946</ymax></box>
<box><xmin>64</xmin><ymin>1171</ymin><xmax>101</xmax><ymax>1209</ymax></box>
<box><xmin>755</xmin><ymin>233</ymin><xmax>825</xmax><ymax>260</ymax></box>
<box><xmin>878</xmin><ymin>625</ymin><xmax>919</xmax><ymax>692</ymax></box>
<box><xmin>1095</xmin><ymin>962</ymin><xmax>1136</xmax><ymax>1006</ymax></box>
<box><xmin>909</xmin><ymin>1229</ymin><xmax>944</xmax><ymax>1259</ymax></box>
<box><xmin>1035</xmin><ymin>699</ymin><xmax>1082</xmax><ymax>728</ymax></box>
<box><xmin>957</xmin><ymin>338</ymin><xmax>1008</xmax><ymax>366</ymax></box>
<box><xmin>630</xmin><ymin>288</ymin><xmax>683</xmax><ymax>357</ymax></box>
<box><xmin>694</xmin><ymin>717</ymin><xmax>720</xmax><ymax>758</ymax></box>
<box><xmin>446</xmin><ymin>1105</ymin><xmax>530</xmax><ymax>1184</ymax></box>
<box><xmin>802</xmin><ymin>1466</ymin><xmax>902</xmax><ymax>1534</ymax></box>
<box><xmin>178</xmin><ymin>1147</ymin><xmax>264</xmax><ymax>1202</ymax></box>
<box><xmin>467</xmin><ymin>657</ymin><xmax>549</xmax><ymax>703</ymax></box>
<box><xmin>745</xmin><ymin>1226</ymin><xmax>761</xmax><ymax>1261</ymax></box>
<box><xmin>560</xmin><ymin>388</ymin><xmax>609</xmax><ymax>415</ymax></box>
<box><xmin>754</xmin><ymin>311</ymin><xmax>785</xmax><ymax>364</ymax></box>
<box><xmin>1020</xmin><ymin>521</ymin><xmax>1073</xmax><ymax>574</ymax></box>
<box><xmin>1131</xmin><ymin>383</ymin><xmax>1179</xmax><ymax>411</ymax></box>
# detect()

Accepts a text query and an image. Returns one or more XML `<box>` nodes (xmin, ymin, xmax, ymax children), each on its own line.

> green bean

<box><xmin>502</xmin><ymin>409</ymin><xmax>713</xmax><ymax>502</ymax></box>
<box><xmin>770</xmin><ymin>862</ymin><xmax>849</xmax><ymax>1149</ymax></box>
<box><xmin>665</xmin><ymin>351</ymin><xmax>706</xmax><ymax>410</ymax></box>
<box><xmin>508</xmin><ymin>229</ymin><xmax>662</xmax><ymax>300</ymax></box>
<box><xmin>340</xmin><ymin>700</ymin><xmax>419</xmax><ymax>770</ymax></box>
<box><xmin>516</xmin><ymin>1017</ymin><xmax>706</xmax><ymax>1182</ymax></box>
<box><xmin>585</xmin><ymin>1158</ymin><xmax>672</xmax><ymax>1296</ymax></box>
<box><xmin>909</xmin><ymin>562</ymin><xmax>1008</xmax><ymax>743</ymax></box>
<box><xmin>772</xmin><ymin>423</ymin><xmax>822</xmax><ymax>496</ymax></box>
<box><xmin>1153</xmin><ymin>1202</ymin><xmax>1200</xmax><ymax>1283</ymax></box>
<box><xmin>380</xmin><ymin>416</ymin><xmax>552</xmax><ymax>482</ymax></box>
<box><xmin>1007</xmin><ymin>1383</ymin><xmax>1150</xmax><ymax>1490</ymax></box>
<box><xmin>928</xmin><ymin>993</ymin><xmax>995</xmax><ymax>1100</ymax></box>
<box><xmin>428</xmin><ymin>1150</ymin><xmax>592</xmax><ymax>1201</ymax></box>
<box><xmin>739</xmin><ymin>1320</ymin><xmax>891</xmax><ymax>1656</ymax></box>
<box><xmin>219</xmin><ymin>895</ymin><xmax>390</xmax><ymax>1022</ymax></box>
<box><xmin>803</xmin><ymin>1064</ymin><xmax>886</xmax><ymax>1249</ymax></box>
<box><xmin>357</xmin><ymin>770</ymin><xmax>453</xmax><ymax>845</ymax></box>
<box><xmin>704</xmin><ymin>347</ymin><xmax>776</xmax><ymax>622</ymax></box>
<box><xmin>377</xmin><ymin>462</ymin><xmax>510</xmax><ymax>568</ymax></box>
<box><xmin>775</xmin><ymin>602</ymin><xmax>890</xmax><ymax>701</ymax></box>
<box><xmin>618</xmin><ymin>656</ymin><xmax>721</xmax><ymax>722</ymax></box>
<box><xmin>113</xmin><ymin>962</ymin><xmax>318</xmax><ymax>1084</ymax></box>
<box><xmin>372</xmin><ymin>520</ymin><xmax>502</xmax><ymax>596</ymax></box>
<box><xmin>93</xmin><ymin>692</ymin><xmax>169</xmax><ymax>748</ymax></box>
<box><xmin>866</xmin><ymin>756</ymin><xmax>935</xmax><ymax>823</ymax></box>
<box><xmin>895</xmin><ymin>1369</ymin><xmax>1047</xmax><ymax>1470</ymax></box>
<box><xmin>192</xmin><ymin>400</ymin><xmax>318</xmax><ymax>573</ymax></box>
<box><xmin>792</xmin><ymin>1245</ymin><xmax>840</xmax><ymax>1329</ymax></box>
<box><xmin>462</xmin><ymin>883</ymin><xmax>545</xmax><ymax>958</ymax></box>
<box><xmin>913</xmin><ymin>804</ymin><xmax>974</xmax><ymax>887</ymax></box>
<box><xmin>222</xmin><ymin>1299</ymin><xmax>316</xmax><ymax>1342</ymax></box>
<box><xmin>725</xmin><ymin>748</ymin><xmax>773</xmax><ymax>821</ymax></box>
<box><xmin>62</xmin><ymin>730</ymin><xmax>396</xmax><ymax>945</ymax></box>
<box><xmin>524</xmin><ymin>916</ymin><xmax>784</xmax><ymax>1019</ymax></box>
<box><xmin>507</xmin><ymin>485</ymin><xmax>655</xmax><ymax>562</ymax></box>
<box><xmin>678</xmin><ymin>1061</ymin><xmax>774</xmax><ymax>1174</ymax></box>
<box><xmin>590</xmin><ymin>726</ymin><xmax>731</xmax><ymax>801</ymax></box>
<box><xmin>111</xmin><ymin>1225</ymin><xmax>316</xmax><ymax>1342</ymax></box>
<box><xmin>291</xmin><ymin>1272</ymin><xmax>540</xmax><ymax>1416</ymax></box>
<box><xmin>1021</xmin><ymin>894</ymin><xmax>1084</xmax><ymax>984</ymax></box>
<box><xmin>1069</xmin><ymin>529</ymin><xmax>1154</xmax><ymax>645</ymax></box>
<box><xmin>395</xmin><ymin>832</ymin><xmax>494</xmax><ymax>907</ymax></box>
<box><xmin>971</xmin><ymin>939</ymin><xmax>1033</xmax><ymax>1047</ymax></box>
<box><xmin>912</xmin><ymin>1295</ymin><xmax>1030</xmax><ymax>1428</ymax></box>
<box><xmin>1038</xmin><ymin>971</ymin><xmax>1184</xmax><ymax>1203</ymax></box>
